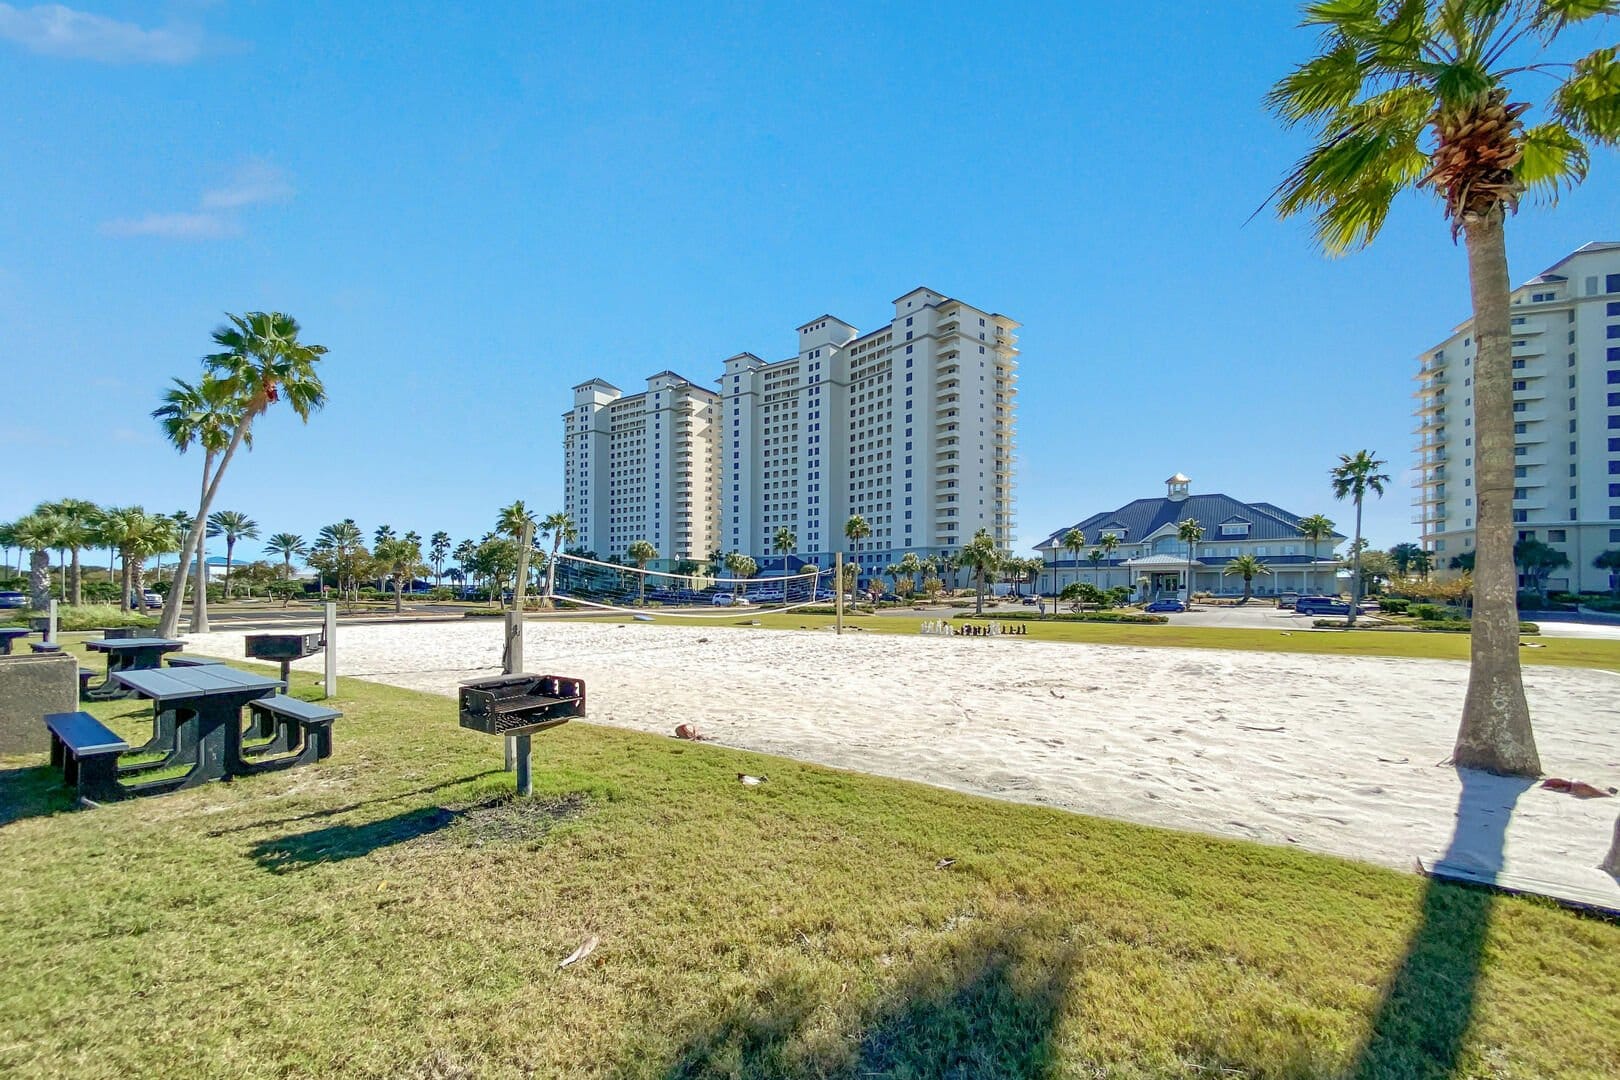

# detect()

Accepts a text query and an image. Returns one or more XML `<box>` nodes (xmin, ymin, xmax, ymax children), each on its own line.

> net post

<box><xmin>835</xmin><ymin>552</ymin><xmax>843</xmax><ymax>636</ymax></box>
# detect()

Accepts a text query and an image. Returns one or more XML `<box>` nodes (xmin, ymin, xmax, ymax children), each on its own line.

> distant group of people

<box><xmin>918</xmin><ymin>620</ymin><xmax>1028</xmax><ymax>638</ymax></box>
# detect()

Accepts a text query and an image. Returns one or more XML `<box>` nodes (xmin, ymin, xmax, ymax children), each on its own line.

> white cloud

<box><xmin>103</xmin><ymin>160</ymin><xmax>292</xmax><ymax>241</ymax></box>
<box><xmin>101</xmin><ymin>210</ymin><xmax>239</xmax><ymax>239</ymax></box>
<box><xmin>0</xmin><ymin>3</ymin><xmax>204</xmax><ymax>64</ymax></box>
<box><xmin>200</xmin><ymin>160</ymin><xmax>295</xmax><ymax>210</ymax></box>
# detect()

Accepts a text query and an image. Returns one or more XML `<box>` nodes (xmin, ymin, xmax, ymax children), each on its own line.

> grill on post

<box><xmin>244</xmin><ymin>632</ymin><xmax>325</xmax><ymax>687</ymax></box>
<box><xmin>458</xmin><ymin>674</ymin><xmax>585</xmax><ymax>795</ymax></box>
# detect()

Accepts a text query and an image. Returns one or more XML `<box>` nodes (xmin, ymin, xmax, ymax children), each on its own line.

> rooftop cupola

<box><xmin>1166</xmin><ymin>473</ymin><xmax>1190</xmax><ymax>501</ymax></box>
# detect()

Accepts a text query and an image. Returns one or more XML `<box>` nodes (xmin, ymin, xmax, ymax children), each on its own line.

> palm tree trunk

<box><xmin>28</xmin><ymin>550</ymin><xmax>49</xmax><ymax>610</ymax></box>
<box><xmin>160</xmin><ymin>429</ymin><xmax>244</xmax><ymax>638</ymax></box>
<box><xmin>119</xmin><ymin>550</ymin><xmax>133</xmax><ymax>613</ymax></box>
<box><xmin>1348</xmin><ymin>500</ymin><xmax>1363</xmax><ymax>628</ymax></box>
<box><xmin>69</xmin><ymin>547</ymin><xmax>82</xmax><ymax>607</ymax></box>
<box><xmin>224</xmin><ymin>539</ymin><xmax>235</xmax><ymax>601</ymax></box>
<box><xmin>395</xmin><ymin>579</ymin><xmax>403</xmax><ymax>614</ymax></box>
<box><xmin>193</xmin><ymin>544</ymin><xmax>210</xmax><ymax>631</ymax></box>
<box><xmin>1454</xmin><ymin>211</ymin><xmax>1539</xmax><ymax>776</ymax></box>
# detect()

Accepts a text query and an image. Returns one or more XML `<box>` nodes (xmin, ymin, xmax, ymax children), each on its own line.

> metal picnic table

<box><xmin>112</xmin><ymin>665</ymin><xmax>284</xmax><ymax>795</ymax></box>
<box><xmin>83</xmin><ymin>637</ymin><xmax>186</xmax><ymax>700</ymax></box>
<box><xmin>0</xmin><ymin>628</ymin><xmax>29</xmax><ymax>655</ymax></box>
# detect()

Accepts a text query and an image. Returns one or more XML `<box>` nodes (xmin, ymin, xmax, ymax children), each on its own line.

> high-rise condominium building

<box><xmin>720</xmin><ymin>288</ymin><xmax>1018</xmax><ymax>573</ymax></box>
<box><xmin>1414</xmin><ymin>241</ymin><xmax>1620</xmax><ymax>593</ymax></box>
<box><xmin>563</xmin><ymin>288</ymin><xmax>1019</xmax><ymax>578</ymax></box>
<box><xmin>561</xmin><ymin>372</ymin><xmax>721</xmax><ymax>563</ymax></box>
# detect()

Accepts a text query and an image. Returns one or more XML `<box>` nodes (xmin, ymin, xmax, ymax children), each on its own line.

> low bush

<box><xmin>1412</xmin><ymin>603</ymin><xmax>1446</xmax><ymax>621</ymax></box>
<box><xmin>1377</xmin><ymin>598</ymin><xmax>1410</xmax><ymax>614</ymax></box>
<box><xmin>2</xmin><ymin>604</ymin><xmax>158</xmax><ymax>631</ymax></box>
<box><xmin>795</xmin><ymin>605</ymin><xmax>874</xmax><ymax>615</ymax></box>
<box><xmin>961</xmin><ymin>611</ymin><xmax>1168</xmax><ymax>625</ymax></box>
<box><xmin>1583</xmin><ymin>597</ymin><xmax>1620</xmax><ymax>613</ymax></box>
<box><xmin>1315</xmin><ymin>617</ymin><xmax>1540</xmax><ymax>634</ymax></box>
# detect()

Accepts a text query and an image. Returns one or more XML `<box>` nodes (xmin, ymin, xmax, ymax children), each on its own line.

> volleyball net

<box><xmin>548</xmin><ymin>552</ymin><xmax>834</xmax><ymax>618</ymax></box>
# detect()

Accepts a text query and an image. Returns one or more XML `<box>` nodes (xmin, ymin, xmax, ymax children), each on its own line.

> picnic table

<box><xmin>0</xmin><ymin>628</ymin><xmax>29</xmax><ymax>655</ymax></box>
<box><xmin>111</xmin><ymin>665</ymin><xmax>284</xmax><ymax>795</ymax></box>
<box><xmin>83</xmin><ymin>637</ymin><xmax>186</xmax><ymax>700</ymax></box>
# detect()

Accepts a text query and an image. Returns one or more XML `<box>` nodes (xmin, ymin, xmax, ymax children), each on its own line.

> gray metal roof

<box><xmin>1036</xmin><ymin>493</ymin><xmax>1345</xmax><ymax>549</ymax></box>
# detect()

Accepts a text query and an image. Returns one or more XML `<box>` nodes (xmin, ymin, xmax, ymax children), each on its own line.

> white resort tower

<box><xmin>561</xmin><ymin>372</ymin><xmax>722</xmax><ymax>564</ymax></box>
<box><xmin>1414</xmin><ymin>241</ymin><xmax>1620</xmax><ymax>593</ymax></box>
<box><xmin>564</xmin><ymin>288</ymin><xmax>1019</xmax><ymax>579</ymax></box>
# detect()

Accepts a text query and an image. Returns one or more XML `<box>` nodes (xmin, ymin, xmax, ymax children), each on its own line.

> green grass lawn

<box><xmin>565</xmin><ymin>609</ymin><xmax>1620</xmax><ymax>672</ymax></box>
<box><xmin>2</xmin><ymin>642</ymin><xmax>1617</xmax><ymax>1078</ymax></box>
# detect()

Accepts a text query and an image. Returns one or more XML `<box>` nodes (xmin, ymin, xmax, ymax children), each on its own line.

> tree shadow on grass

<box><xmin>248</xmin><ymin>790</ymin><xmax>591</xmax><ymax>873</ymax></box>
<box><xmin>664</xmin><ymin>924</ymin><xmax>1076</xmax><ymax>1079</ymax></box>
<box><xmin>1347</xmin><ymin>767</ymin><xmax>1533</xmax><ymax>1079</ymax></box>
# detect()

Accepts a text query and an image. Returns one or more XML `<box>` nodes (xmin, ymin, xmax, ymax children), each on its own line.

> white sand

<box><xmin>185</xmin><ymin>620</ymin><xmax>1620</xmax><ymax>903</ymax></box>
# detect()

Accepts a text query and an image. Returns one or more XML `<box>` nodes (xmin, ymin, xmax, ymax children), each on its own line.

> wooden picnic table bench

<box><xmin>45</xmin><ymin>710</ymin><xmax>129</xmax><ymax>803</ymax></box>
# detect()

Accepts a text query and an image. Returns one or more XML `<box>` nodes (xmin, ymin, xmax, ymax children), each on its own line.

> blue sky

<box><xmin>3</xmin><ymin>2</ymin><xmax>1616</xmax><ymax>568</ymax></box>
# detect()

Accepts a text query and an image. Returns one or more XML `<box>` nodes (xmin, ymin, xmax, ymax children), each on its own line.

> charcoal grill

<box><xmin>458</xmin><ymin>674</ymin><xmax>585</xmax><ymax>795</ymax></box>
<box><xmin>245</xmin><ymin>631</ymin><xmax>325</xmax><ymax>686</ymax></box>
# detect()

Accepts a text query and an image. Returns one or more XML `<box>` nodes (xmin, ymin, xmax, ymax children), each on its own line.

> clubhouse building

<box><xmin>1033</xmin><ymin>474</ymin><xmax>1346</xmax><ymax>599</ymax></box>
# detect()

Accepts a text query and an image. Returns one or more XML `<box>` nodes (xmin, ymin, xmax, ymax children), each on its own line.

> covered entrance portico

<box><xmin>1126</xmin><ymin>555</ymin><xmax>1204</xmax><ymax>600</ymax></box>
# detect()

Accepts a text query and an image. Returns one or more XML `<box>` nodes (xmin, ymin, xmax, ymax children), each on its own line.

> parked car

<box><xmin>1021</xmin><ymin>596</ymin><xmax>1039</xmax><ymax>606</ymax></box>
<box><xmin>1296</xmin><ymin>596</ymin><xmax>1351</xmax><ymax>616</ymax></box>
<box><xmin>0</xmin><ymin>591</ymin><xmax>26</xmax><ymax>609</ymax></box>
<box><xmin>1144</xmin><ymin>598</ymin><xmax>1186</xmax><ymax>613</ymax></box>
<box><xmin>711</xmin><ymin>593</ymin><xmax>735</xmax><ymax>606</ymax></box>
<box><xmin>1276</xmin><ymin>592</ymin><xmax>1301</xmax><ymax>610</ymax></box>
<box><xmin>129</xmin><ymin>590</ymin><xmax>162</xmax><ymax>608</ymax></box>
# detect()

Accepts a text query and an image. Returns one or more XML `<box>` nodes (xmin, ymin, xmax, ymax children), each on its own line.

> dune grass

<box><xmin>563</xmin><ymin>609</ymin><xmax>1620</xmax><ymax>672</ymax></box>
<box><xmin>1</xmin><ymin>643</ymin><xmax>1617</xmax><ymax>1078</ymax></box>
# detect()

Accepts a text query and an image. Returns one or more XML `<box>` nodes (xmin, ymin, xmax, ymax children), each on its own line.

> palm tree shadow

<box><xmin>1350</xmin><ymin>767</ymin><xmax>1533</xmax><ymax>1079</ymax></box>
<box><xmin>0</xmin><ymin>763</ymin><xmax>77</xmax><ymax>827</ymax></box>
<box><xmin>664</xmin><ymin>925</ymin><xmax>1075</xmax><ymax>1079</ymax></box>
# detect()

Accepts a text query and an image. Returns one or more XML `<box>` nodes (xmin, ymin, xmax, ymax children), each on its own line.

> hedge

<box><xmin>1313</xmin><ymin>618</ymin><xmax>1540</xmax><ymax>634</ymax></box>
<box><xmin>961</xmin><ymin>611</ymin><xmax>1168</xmax><ymax>625</ymax></box>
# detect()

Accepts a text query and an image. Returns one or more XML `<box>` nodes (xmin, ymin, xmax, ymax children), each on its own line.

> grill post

<box><xmin>502</xmin><ymin>609</ymin><xmax>523</xmax><ymax>772</ymax></box>
<box><xmin>514</xmin><ymin>734</ymin><xmax>532</xmax><ymax>796</ymax></box>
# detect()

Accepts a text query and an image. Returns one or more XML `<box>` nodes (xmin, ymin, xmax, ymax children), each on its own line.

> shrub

<box><xmin>1412</xmin><ymin>603</ymin><xmax>1444</xmax><ymax>621</ymax></box>
<box><xmin>1377</xmin><ymin>598</ymin><xmax>1410</xmax><ymax>614</ymax></box>
<box><xmin>81</xmin><ymin>581</ymin><xmax>121</xmax><ymax>603</ymax></box>
<box><xmin>2</xmin><ymin>604</ymin><xmax>158</xmax><ymax>631</ymax></box>
<box><xmin>961</xmin><ymin>611</ymin><xmax>1168</xmax><ymax>625</ymax></box>
<box><xmin>427</xmin><ymin>587</ymin><xmax>457</xmax><ymax>601</ymax></box>
<box><xmin>1315</xmin><ymin>617</ymin><xmax>1540</xmax><ymax>634</ymax></box>
<box><xmin>796</xmin><ymin>605</ymin><xmax>874</xmax><ymax>615</ymax></box>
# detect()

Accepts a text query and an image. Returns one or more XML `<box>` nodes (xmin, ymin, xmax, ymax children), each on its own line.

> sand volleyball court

<box><xmin>185</xmin><ymin>619</ymin><xmax>1620</xmax><ymax>905</ymax></box>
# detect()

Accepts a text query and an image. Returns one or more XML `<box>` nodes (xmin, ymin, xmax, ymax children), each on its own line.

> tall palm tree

<box><xmin>1298</xmin><ymin>513</ymin><xmax>1337</xmax><ymax>596</ymax></box>
<box><xmin>1176</xmin><ymin>519</ymin><xmax>1203</xmax><ymax>603</ymax></box>
<box><xmin>1223</xmin><ymin>554</ymin><xmax>1271</xmax><ymax>604</ymax></box>
<box><xmin>455</xmin><ymin>538</ymin><xmax>477</xmax><ymax>596</ymax></box>
<box><xmin>724</xmin><ymin>551</ymin><xmax>757</xmax><ymax>599</ymax></box>
<box><xmin>373</xmin><ymin>524</ymin><xmax>395</xmax><ymax>548</ymax></box>
<box><xmin>206</xmin><ymin>510</ymin><xmax>260</xmax><ymax>600</ymax></box>
<box><xmin>0</xmin><ymin>519</ymin><xmax>18</xmax><ymax>575</ymax></box>
<box><xmin>265</xmin><ymin>533</ymin><xmax>307</xmax><ymax>581</ymax></box>
<box><xmin>1266</xmin><ymin>4</ymin><xmax>1618</xmax><ymax>774</ymax></box>
<box><xmin>1331</xmin><ymin>451</ymin><xmax>1390</xmax><ymax>628</ymax></box>
<box><xmin>539</xmin><ymin>511</ymin><xmax>577</xmax><ymax>604</ymax></box>
<box><xmin>626</xmin><ymin>539</ymin><xmax>658</xmax><ymax>606</ymax></box>
<box><xmin>318</xmin><ymin>520</ymin><xmax>365</xmax><ymax>601</ymax></box>
<box><xmin>374</xmin><ymin>535</ymin><xmax>424</xmax><ymax>613</ymax></box>
<box><xmin>844</xmin><ymin>515</ymin><xmax>871</xmax><ymax>552</ymax></box>
<box><xmin>28</xmin><ymin>504</ymin><xmax>69</xmax><ymax>602</ymax></box>
<box><xmin>1061</xmin><ymin>528</ymin><xmax>1085</xmax><ymax>597</ymax></box>
<box><xmin>10</xmin><ymin>513</ymin><xmax>58</xmax><ymax>610</ymax></box>
<box><xmin>157</xmin><ymin>312</ymin><xmax>329</xmax><ymax>638</ymax></box>
<box><xmin>1098</xmin><ymin>532</ymin><xmax>1121</xmax><ymax>591</ymax></box>
<box><xmin>1086</xmin><ymin>547</ymin><xmax>1104</xmax><ymax>584</ymax></box>
<box><xmin>430</xmin><ymin>531</ymin><xmax>451</xmax><ymax>588</ymax></box>
<box><xmin>773</xmin><ymin>526</ymin><xmax>796</xmax><ymax>560</ymax></box>
<box><xmin>956</xmin><ymin>529</ymin><xmax>1002</xmax><ymax>615</ymax></box>
<box><xmin>38</xmin><ymin>498</ymin><xmax>99</xmax><ymax>606</ymax></box>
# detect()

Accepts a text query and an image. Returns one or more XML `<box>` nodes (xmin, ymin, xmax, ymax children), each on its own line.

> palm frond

<box><xmin>1555</xmin><ymin>45</ymin><xmax>1620</xmax><ymax>141</ymax></box>
<box><xmin>1515</xmin><ymin>120</ymin><xmax>1591</xmax><ymax>198</ymax></box>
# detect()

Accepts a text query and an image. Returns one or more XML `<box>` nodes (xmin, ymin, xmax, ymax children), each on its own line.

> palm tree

<box><xmin>206</xmin><ymin>510</ymin><xmax>260</xmax><ymax>601</ymax></box>
<box><xmin>724</xmin><ymin>551</ymin><xmax>757</xmax><ymax>599</ymax></box>
<box><xmin>1412</xmin><ymin>548</ymin><xmax>1435</xmax><ymax>580</ymax></box>
<box><xmin>158</xmin><ymin>314</ymin><xmax>328</xmax><ymax>638</ymax></box>
<box><xmin>1389</xmin><ymin>542</ymin><xmax>1426</xmax><ymax>580</ymax></box>
<box><xmin>1061</xmin><ymin>528</ymin><xmax>1085</xmax><ymax>597</ymax></box>
<box><xmin>265</xmin><ymin>533</ymin><xmax>307</xmax><ymax>581</ymax></box>
<box><xmin>430</xmin><ymin>531</ymin><xmax>451</xmax><ymax>588</ymax></box>
<box><xmin>1223</xmin><ymin>554</ymin><xmax>1271</xmax><ymax>604</ymax></box>
<box><xmin>99</xmin><ymin>507</ymin><xmax>175</xmax><ymax>612</ymax></box>
<box><xmin>37</xmin><ymin>498</ymin><xmax>99</xmax><ymax>606</ymax></box>
<box><xmin>374</xmin><ymin>535</ymin><xmax>424</xmax><ymax>613</ymax></box>
<box><xmin>1176</xmin><ymin>519</ymin><xmax>1203</xmax><ymax>603</ymax></box>
<box><xmin>0</xmin><ymin>520</ymin><xmax>18</xmax><ymax>576</ymax></box>
<box><xmin>1098</xmin><ymin>532</ymin><xmax>1121</xmax><ymax>591</ymax></box>
<box><xmin>10</xmin><ymin>513</ymin><xmax>58</xmax><ymax>610</ymax></box>
<box><xmin>626</xmin><ymin>539</ymin><xmax>658</xmax><ymax>605</ymax></box>
<box><xmin>539</xmin><ymin>511</ymin><xmax>577</xmax><ymax>605</ymax></box>
<box><xmin>454</xmin><ymin>539</ymin><xmax>477</xmax><ymax>596</ymax></box>
<box><xmin>1330</xmin><ymin>451</ymin><xmax>1390</xmax><ymax>628</ymax></box>
<box><xmin>1265</xmin><ymin>5</ymin><xmax>1618</xmax><ymax>774</ymax></box>
<box><xmin>1087</xmin><ymin>547</ymin><xmax>1105</xmax><ymax>583</ymax></box>
<box><xmin>27</xmin><ymin>504</ymin><xmax>69</xmax><ymax>602</ymax></box>
<box><xmin>773</xmin><ymin>526</ymin><xmax>797</xmax><ymax>561</ymax></box>
<box><xmin>844</xmin><ymin>515</ymin><xmax>871</xmax><ymax>552</ymax></box>
<box><xmin>318</xmin><ymin>520</ymin><xmax>365</xmax><ymax>601</ymax></box>
<box><xmin>1594</xmin><ymin>550</ymin><xmax>1620</xmax><ymax>599</ymax></box>
<box><xmin>956</xmin><ymin>529</ymin><xmax>1002</xmax><ymax>616</ymax></box>
<box><xmin>1298</xmin><ymin>513</ymin><xmax>1336</xmax><ymax>596</ymax></box>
